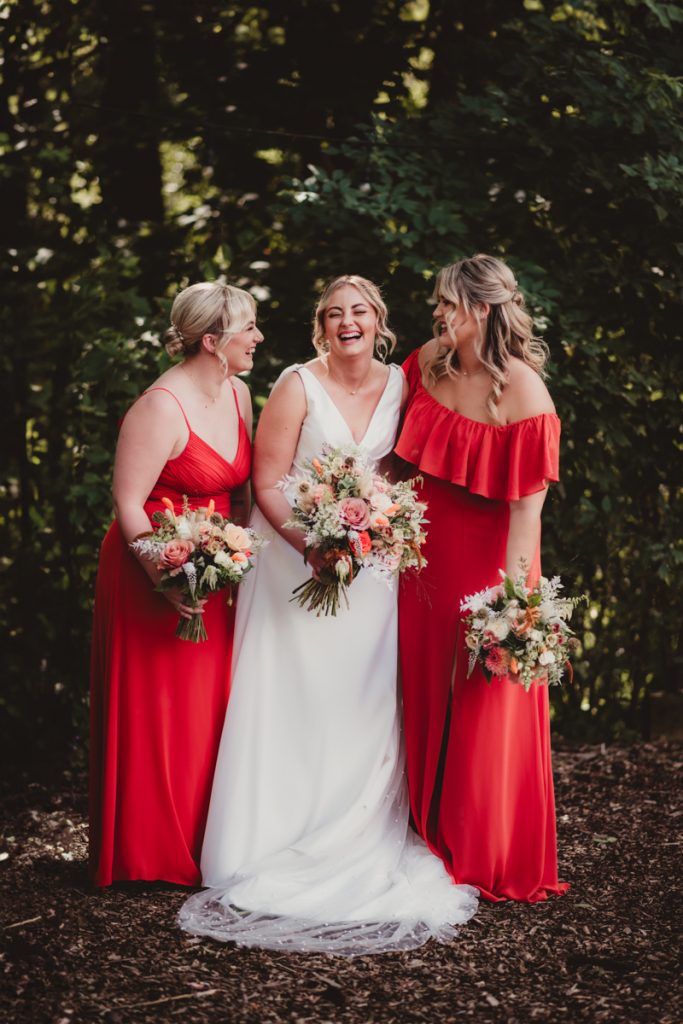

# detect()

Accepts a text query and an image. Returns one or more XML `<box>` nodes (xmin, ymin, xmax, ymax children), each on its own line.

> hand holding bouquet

<box><xmin>281</xmin><ymin>445</ymin><xmax>428</xmax><ymax>616</ymax></box>
<box><xmin>461</xmin><ymin>569</ymin><xmax>584</xmax><ymax>690</ymax></box>
<box><xmin>132</xmin><ymin>496</ymin><xmax>265</xmax><ymax>642</ymax></box>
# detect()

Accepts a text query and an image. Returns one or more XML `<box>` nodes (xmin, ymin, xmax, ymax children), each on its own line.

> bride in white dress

<box><xmin>178</xmin><ymin>276</ymin><xmax>478</xmax><ymax>955</ymax></box>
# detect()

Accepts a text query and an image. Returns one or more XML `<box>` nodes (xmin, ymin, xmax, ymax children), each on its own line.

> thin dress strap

<box><xmin>229</xmin><ymin>380</ymin><xmax>243</xmax><ymax>423</ymax></box>
<box><xmin>143</xmin><ymin>387</ymin><xmax>192</xmax><ymax>431</ymax></box>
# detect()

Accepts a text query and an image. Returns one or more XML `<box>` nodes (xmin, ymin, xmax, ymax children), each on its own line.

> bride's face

<box><xmin>323</xmin><ymin>285</ymin><xmax>377</xmax><ymax>360</ymax></box>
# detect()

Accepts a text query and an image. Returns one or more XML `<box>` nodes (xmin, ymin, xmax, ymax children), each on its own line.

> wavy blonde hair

<box><xmin>425</xmin><ymin>254</ymin><xmax>548</xmax><ymax>422</ymax></box>
<box><xmin>312</xmin><ymin>275</ymin><xmax>397</xmax><ymax>362</ymax></box>
<box><xmin>165</xmin><ymin>281</ymin><xmax>256</xmax><ymax>375</ymax></box>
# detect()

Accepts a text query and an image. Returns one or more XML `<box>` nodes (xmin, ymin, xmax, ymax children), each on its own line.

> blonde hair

<box><xmin>424</xmin><ymin>254</ymin><xmax>548</xmax><ymax>422</ymax></box>
<box><xmin>312</xmin><ymin>275</ymin><xmax>397</xmax><ymax>361</ymax></box>
<box><xmin>165</xmin><ymin>281</ymin><xmax>256</xmax><ymax>374</ymax></box>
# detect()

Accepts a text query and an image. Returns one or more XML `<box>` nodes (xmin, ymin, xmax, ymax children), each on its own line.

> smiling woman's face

<box><xmin>323</xmin><ymin>285</ymin><xmax>377</xmax><ymax>358</ymax></box>
<box><xmin>218</xmin><ymin>316</ymin><xmax>264</xmax><ymax>374</ymax></box>
<box><xmin>432</xmin><ymin>295</ymin><xmax>482</xmax><ymax>350</ymax></box>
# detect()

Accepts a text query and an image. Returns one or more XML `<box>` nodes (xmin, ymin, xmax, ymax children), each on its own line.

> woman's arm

<box><xmin>378</xmin><ymin>368</ymin><xmax>410</xmax><ymax>481</ymax></box>
<box><xmin>502</xmin><ymin>361</ymin><xmax>556</xmax><ymax>577</ymax></box>
<box><xmin>252</xmin><ymin>371</ymin><xmax>309</xmax><ymax>555</ymax></box>
<box><xmin>113</xmin><ymin>391</ymin><xmax>180</xmax><ymax>551</ymax></box>
<box><xmin>230</xmin><ymin>377</ymin><xmax>254</xmax><ymax>525</ymax></box>
<box><xmin>112</xmin><ymin>391</ymin><xmax>202</xmax><ymax>618</ymax></box>
<box><xmin>505</xmin><ymin>488</ymin><xmax>548</xmax><ymax>579</ymax></box>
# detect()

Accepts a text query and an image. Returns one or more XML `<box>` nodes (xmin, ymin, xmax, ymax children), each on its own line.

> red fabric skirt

<box><xmin>399</xmin><ymin>474</ymin><xmax>569</xmax><ymax>902</ymax></box>
<box><xmin>89</xmin><ymin>520</ymin><xmax>235</xmax><ymax>886</ymax></box>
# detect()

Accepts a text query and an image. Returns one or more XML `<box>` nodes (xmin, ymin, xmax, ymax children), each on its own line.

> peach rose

<box><xmin>223</xmin><ymin>523</ymin><xmax>251</xmax><ymax>551</ymax></box>
<box><xmin>338</xmin><ymin>497</ymin><xmax>371</xmax><ymax>529</ymax></box>
<box><xmin>159</xmin><ymin>539</ymin><xmax>194</xmax><ymax>570</ymax></box>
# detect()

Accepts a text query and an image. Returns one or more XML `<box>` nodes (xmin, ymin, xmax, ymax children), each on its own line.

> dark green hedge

<box><xmin>1</xmin><ymin>1</ymin><xmax>681</xmax><ymax>768</ymax></box>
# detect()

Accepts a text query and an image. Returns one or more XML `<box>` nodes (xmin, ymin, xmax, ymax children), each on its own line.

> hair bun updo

<box><xmin>163</xmin><ymin>281</ymin><xmax>256</xmax><ymax>367</ymax></box>
<box><xmin>165</xmin><ymin>322</ymin><xmax>189</xmax><ymax>358</ymax></box>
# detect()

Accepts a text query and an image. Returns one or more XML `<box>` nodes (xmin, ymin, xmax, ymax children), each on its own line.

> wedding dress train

<box><xmin>178</xmin><ymin>364</ymin><xmax>478</xmax><ymax>955</ymax></box>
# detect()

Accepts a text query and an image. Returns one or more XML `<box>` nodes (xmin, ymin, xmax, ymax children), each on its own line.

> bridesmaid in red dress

<box><xmin>89</xmin><ymin>282</ymin><xmax>263</xmax><ymax>886</ymax></box>
<box><xmin>396</xmin><ymin>254</ymin><xmax>569</xmax><ymax>903</ymax></box>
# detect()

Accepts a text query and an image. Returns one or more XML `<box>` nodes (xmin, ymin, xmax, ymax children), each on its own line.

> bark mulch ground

<box><xmin>1</xmin><ymin>742</ymin><xmax>680</xmax><ymax>1024</ymax></box>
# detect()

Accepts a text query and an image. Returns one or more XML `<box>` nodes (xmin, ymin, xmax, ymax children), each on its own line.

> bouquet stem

<box><xmin>175</xmin><ymin>609</ymin><xmax>208</xmax><ymax>643</ymax></box>
<box><xmin>290</xmin><ymin>579</ymin><xmax>350</xmax><ymax>617</ymax></box>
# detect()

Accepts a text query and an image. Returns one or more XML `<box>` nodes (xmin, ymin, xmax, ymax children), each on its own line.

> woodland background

<box><xmin>1</xmin><ymin>0</ymin><xmax>682</xmax><ymax>773</ymax></box>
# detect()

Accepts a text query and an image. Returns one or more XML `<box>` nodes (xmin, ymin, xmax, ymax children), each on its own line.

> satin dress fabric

<box><xmin>395</xmin><ymin>349</ymin><xmax>569</xmax><ymax>903</ymax></box>
<box><xmin>89</xmin><ymin>386</ymin><xmax>251</xmax><ymax>887</ymax></box>
<box><xmin>178</xmin><ymin>364</ymin><xmax>478</xmax><ymax>956</ymax></box>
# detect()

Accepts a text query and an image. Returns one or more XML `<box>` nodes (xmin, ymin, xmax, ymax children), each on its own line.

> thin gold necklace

<box><xmin>328</xmin><ymin>361</ymin><xmax>374</xmax><ymax>396</ymax></box>
<box><xmin>181</xmin><ymin>364</ymin><xmax>222</xmax><ymax>406</ymax></box>
<box><xmin>458</xmin><ymin>363</ymin><xmax>487</xmax><ymax>377</ymax></box>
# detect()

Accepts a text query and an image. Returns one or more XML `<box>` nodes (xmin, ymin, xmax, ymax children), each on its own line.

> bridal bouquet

<box><xmin>461</xmin><ymin>569</ymin><xmax>583</xmax><ymax>690</ymax></box>
<box><xmin>281</xmin><ymin>445</ymin><xmax>428</xmax><ymax>616</ymax></box>
<box><xmin>132</xmin><ymin>496</ymin><xmax>265</xmax><ymax>642</ymax></box>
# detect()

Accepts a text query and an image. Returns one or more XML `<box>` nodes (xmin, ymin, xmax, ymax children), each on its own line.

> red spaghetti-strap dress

<box><xmin>89</xmin><ymin>386</ymin><xmax>251</xmax><ymax>886</ymax></box>
<box><xmin>396</xmin><ymin>349</ymin><xmax>569</xmax><ymax>903</ymax></box>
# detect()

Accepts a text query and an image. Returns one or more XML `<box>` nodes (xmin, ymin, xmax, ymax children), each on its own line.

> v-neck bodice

<box><xmin>281</xmin><ymin>363</ymin><xmax>403</xmax><ymax>482</ymax></box>
<box><xmin>141</xmin><ymin>387</ymin><xmax>251</xmax><ymax>517</ymax></box>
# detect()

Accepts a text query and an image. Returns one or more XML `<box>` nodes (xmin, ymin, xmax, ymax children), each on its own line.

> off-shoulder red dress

<box><xmin>396</xmin><ymin>349</ymin><xmax>568</xmax><ymax>902</ymax></box>
<box><xmin>89</xmin><ymin>387</ymin><xmax>251</xmax><ymax>887</ymax></box>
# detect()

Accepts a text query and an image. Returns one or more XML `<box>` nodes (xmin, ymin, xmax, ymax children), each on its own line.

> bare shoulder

<box><xmin>300</xmin><ymin>356</ymin><xmax>325</xmax><ymax>381</ymax></box>
<box><xmin>269</xmin><ymin>364</ymin><xmax>307</xmax><ymax>400</ymax></box>
<box><xmin>230</xmin><ymin>374</ymin><xmax>252</xmax><ymax>415</ymax></box>
<box><xmin>399</xmin><ymin>368</ymin><xmax>409</xmax><ymax>404</ymax></box>
<box><xmin>502</xmin><ymin>358</ymin><xmax>555</xmax><ymax>422</ymax></box>
<box><xmin>260</xmin><ymin>366</ymin><xmax>307</xmax><ymax>426</ymax></box>
<box><xmin>122</xmin><ymin>385</ymin><xmax>184</xmax><ymax>432</ymax></box>
<box><xmin>417</xmin><ymin>338</ymin><xmax>439</xmax><ymax>371</ymax></box>
<box><xmin>230</xmin><ymin>374</ymin><xmax>251</xmax><ymax>398</ymax></box>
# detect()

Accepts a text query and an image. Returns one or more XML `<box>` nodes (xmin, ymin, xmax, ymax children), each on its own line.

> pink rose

<box><xmin>338</xmin><ymin>497</ymin><xmax>371</xmax><ymax>529</ymax></box>
<box><xmin>159</xmin><ymin>539</ymin><xmax>194</xmax><ymax>570</ymax></box>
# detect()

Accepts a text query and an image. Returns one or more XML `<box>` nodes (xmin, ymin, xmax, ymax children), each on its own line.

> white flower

<box><xmin>529</xmin><ymin>629</ymin><xmax>544</xmax><ymax>643</ymax></box>
<box><xmin>369</xmin><ymin>491</ymin><xmax>393</xmax><ymax>512</ymax></box>
<box><xmin>357</xmin><ymin>473</ymin><xmax>376</xmax><ymax>499</ymax></box>
<box><xmin>461</xmin><ymin>592</ymin><xmax>487</xmax><ymax>614</ymax></box>
<box><xmin>176</xmin><ymin>518</ymin><xmax>194</xmax><ymax>541</ymax></box>
<box><xmin>504</xmin><ymin>600</ymin><xmax>520</xmax><ymax>621</ymax></box>
<box><xmin>335</xmin><ymin>559</ymin><xmax>350</xmax><ymax>581</ymax></box>
<box><xmin>538</xmin><ymin>650</ymin><xmax>556</xmax><ymax>666</ymax></box>
<box><xmin>214</xmin><ymin>550</ymin><xmax>232</xmax><ymax>569</ymax></box>
<box><xmin>488</xmin><ymin>617</ymin><xmax>511</xmax><ymax>641</ymax></box>
<box><xmin>538</xmin><ymin>600</ymin><xmax>556</xmax><ymax>622</ymax></box>
<box><xmin>201</xmin><ymin>565</ymin><xmax>219</xmax><ymax>588</ymax></box>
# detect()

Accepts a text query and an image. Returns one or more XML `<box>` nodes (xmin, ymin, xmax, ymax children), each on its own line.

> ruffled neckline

<box><xmin>395</xmin><ymin>349</ymin><xmax>560</xmax><ymax>501</ymax></box>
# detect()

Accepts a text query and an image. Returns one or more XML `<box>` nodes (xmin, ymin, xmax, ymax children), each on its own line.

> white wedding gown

<box><xmin>178</xmin><ymin>364</ymin><xmax>478</xmax><ymax>955</ymax></box>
